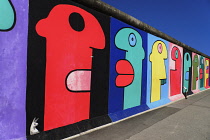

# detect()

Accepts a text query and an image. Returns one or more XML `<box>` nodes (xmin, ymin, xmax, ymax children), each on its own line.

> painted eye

<box><xmin>186</xmin><ymin>54</ymin><xmax>189</xmax><ymax>61</ymax></box>
<box><xmin>175</xmin><ymin>50</ymin><xmax>178</xmax><ymax>58</ymax></box>
<box><xmin>69</xmin><ymin>12</ymin><xmax>85</xmax><ymax>32</ymax></box>
<box><xmin>128</xmin><ymin>33</ymin><xmax>136</xmax><ymax>47</ymax></box>
<box><xmin>158</xmin><ymin>43</ymin><xmax>163</xmax><ymax>53</ymax></box>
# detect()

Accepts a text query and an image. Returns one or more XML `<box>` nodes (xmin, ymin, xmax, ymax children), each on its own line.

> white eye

<box><xmin>128</xmin><ymin>33</ymin><xmax>136</xmax><ymax>47</ymax></box>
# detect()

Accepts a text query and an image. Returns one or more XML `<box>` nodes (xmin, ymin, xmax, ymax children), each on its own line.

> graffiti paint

<box><xmin>0</xmin><ymin>0</ymin><xmax>210</xmax><ymax>139</ymax></box>
<box><xmin>191</xmin><ymin>53</ymin><xmax>200</xmax><ymax>93</ymax></box>
<box><xmin>182</xmin><ymin>49</ymin><xmax>193</xmax><ymax>95</ymax></box>
<box><xmin>205</xmin><ymin>58</ymin><xmax>210</xmax><ymax>88</ymax></box>
<box><xmin>150</xmin><ymin>41</ymin><xmax>167</xmax><ymax>102</ymax></box>
<box><xmin>27</xmin><ymin>0</ymin><xmax>110</xmax><ymax>133</ymax></box>
<box><xmin>108</xmin><ymin>18</ymin><xmax>148</xmax><ymax>121</ymax></box>
<box><xmin>37</xmin><ymin>5</ymin><xmax>105</xmax><ymax>130</ymax></box>
<box><xmin>146</xmin><ymin>34</ymin><xmax>170</xmax><ymax>109</ymax></box>
<box><xmin>169</xmin><ymin>44</ymin><xmax>183</xmax><ymax>101</ymax></box>
<box><xmin>199</xmin><ymin>56</ymin><xmax>206</xmax><ymax>90</ymax></box>
<box><xmin>115</xmin><ymin>28</ymin><xmax>145</xmax><ymax>109</ymax></box>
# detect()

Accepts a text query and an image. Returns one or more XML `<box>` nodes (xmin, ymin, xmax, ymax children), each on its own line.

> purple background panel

<box><xmin>0</xmin><ymin>0</ymin><xmax>28</xmax><ymax>139</ymax></box>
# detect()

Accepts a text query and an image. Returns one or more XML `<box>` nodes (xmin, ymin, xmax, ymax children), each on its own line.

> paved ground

<box><xmin>66</xmin><ymin>89</ymin><xmax>210</xmax><ymax>140</ymax></box>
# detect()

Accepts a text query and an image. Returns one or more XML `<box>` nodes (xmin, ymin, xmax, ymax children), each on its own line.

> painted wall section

<box><xmin>169</xmin><ymin>44</ymin><xmax>183</xmax><ymax>101</ymax></box>
<box><xmin>108</xmin><ymin>18</ymin><xmax>148</xmax><ymax>122</ymax></box>
<box><xmin>192</xmin><ymin>53</ymin><xmax>200</xmax><ymax>93</ymax></box>
<box><xmin>150</xmin><ymin>40</ymin><xmax>168</xmax><ymax>102</ymax></box>
<box><xmin>205</xmin><ymin>58</ymin><xmax>210</xmax><ymax>88</ymax></box>
<box><xmin>146</xmin><ymin>35</ymin><xmax>170</xmax><ymax>109</ymax></box>
<box><xmin>0</xmin><ymin>0</ymin><xmax>209</xmax><ymax>139</ymax></box>
<box><xmin>182</xmin><ymin>49</ymin><xmax>193</xmax><ymax>95</ymax></box>
<box><xmin>0</xmin><ymin>0</ymin><xmax>27</xmax><ymax>139</ymax></box>
<box><xmin>36</xmin><ymin>4</ymin><xmax>105</xmax><ymax>131</ymax></box>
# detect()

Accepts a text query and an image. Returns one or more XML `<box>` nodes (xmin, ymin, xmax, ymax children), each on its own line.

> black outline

<box><xmin>0</xmin><ymin>0</ymin><xmax>16</xmax><ymax>31</ymax></box>
<box><xmin>65</xmin><ymin>69</ymin><xmax>92</xmax><ymax>93</ymax></box>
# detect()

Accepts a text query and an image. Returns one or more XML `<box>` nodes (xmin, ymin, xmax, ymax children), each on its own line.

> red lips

<box><xmin>116</xmin><ymin>60</ymin><xmax>134</xmax><ymax>87</ymax></box>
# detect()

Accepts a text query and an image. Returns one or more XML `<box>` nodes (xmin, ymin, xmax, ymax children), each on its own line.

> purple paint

<box><xmin>0</xmin><ymin>0</ymin><xmax>28</xmax><ymax>139</ymax></box>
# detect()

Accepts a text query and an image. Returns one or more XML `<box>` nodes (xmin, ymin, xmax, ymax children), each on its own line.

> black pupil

<box><xmin>186</xmin><ymin>54</ymin><xmax>189</xmax><ymax>61</ymax></box>
<box><xmin>69</xmin><ymin>12</ymin><xmax>85</xmax><ymax>31</ymax></box>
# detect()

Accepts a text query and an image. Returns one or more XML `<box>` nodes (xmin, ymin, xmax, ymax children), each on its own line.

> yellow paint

<box><xmin>204</xmin><ymin>59</ymin><xmax>209</xmax><ymax>87</ymax></box>
<box><xmin>150</xmin><ymin>41</ymin><xmax>167</xmax><ymax>102</ymax></box>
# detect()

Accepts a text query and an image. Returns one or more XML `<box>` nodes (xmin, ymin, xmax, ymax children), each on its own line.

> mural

<box><xmin>199</xmin><ymin>56</ymin><xmax>206</xmax><ymax>90</ymax></box>
<box><xmin>191</xmin><ymin>53</ymin><xmax>200</xmax><ymax>93</ymax></box>
<box><xmin>0</xmin><ymin>0</ymin><xmax>210</xmax><ymax>139</ymax></box>
<box><xmin>108</xmin><ymin>18</ymin><xmax>148</xmax><ymax>121</ymax></box>
<box><xmin>205</xmin><ymin>58</ymin><xmax>210</xmax><ymax>88</ymax></box>
<box><xmin>182</xmin><ymin>49</ymin><xmax>193</xmax><ymax>95</ymax></box>
<box><xmin>27</xmin><ymin>0</ymin><xmax>110</xmax><ymax>135</ymax></box>
<box><xmin>169</xmin><ymin>44</ymin><xmax>183</xmax><ymax>101</ymax></box>
<box><xmin>146</xmin><ymin>35</ymin><xmax>170</xmax><ymax>109</ymax></box>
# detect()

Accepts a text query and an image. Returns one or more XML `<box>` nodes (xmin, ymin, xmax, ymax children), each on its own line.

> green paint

<box><xmin>0</xmin><ymin>0</ymin><xmax>15</xmax><ymax>30</ymax></box>
<box><xmin>183</xmin><ymin>53</ymin><xmax>191</xmax><ymax>92</ymax></box>
<box><xmin>115</xmin><ymin>28</ymin><xmax>145</xmax><ymax>109</ymax></box>
<box><xmin>192</xmin><ymin>55</ymin><xmax>199</xmax><ymax>90</ymax></box>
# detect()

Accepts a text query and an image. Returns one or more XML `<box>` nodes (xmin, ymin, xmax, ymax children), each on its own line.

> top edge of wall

<box><xmin>71</xmin><ymin>0</ymin><xmax>210</xmax><ymax>58</ymax></box>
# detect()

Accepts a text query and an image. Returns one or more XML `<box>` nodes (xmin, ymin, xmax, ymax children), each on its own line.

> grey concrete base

<box><xmin>67</xmin><ymin>89</ymin><xmax>210</xmax><ymax>140</ymax></box>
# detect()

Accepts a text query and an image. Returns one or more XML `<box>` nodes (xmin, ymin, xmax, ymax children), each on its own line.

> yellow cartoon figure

<box><xmin>150</xmin><ymin>41</ymin><xmax>168</xmax><ymax>102</ymax></box>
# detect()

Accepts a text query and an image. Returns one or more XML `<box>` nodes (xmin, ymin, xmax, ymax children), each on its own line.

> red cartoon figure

<box><xmin>36</xmin><ymin>4</ymin><xmax>105</xmax><ymax>130</ymax></box>
<box><xmin>170</xmin><ymin>46</ymin><xmax>182</xmax><ymax>96</ymax></box>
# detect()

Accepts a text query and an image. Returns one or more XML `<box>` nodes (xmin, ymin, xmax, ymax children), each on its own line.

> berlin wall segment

<box><xmin>0</xmin><ymin>0</ymin><xmax>210</xmax><ymax>139</ymax></box>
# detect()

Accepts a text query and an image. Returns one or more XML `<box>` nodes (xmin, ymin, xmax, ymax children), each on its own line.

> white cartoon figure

<box><xmin>30</xmin><ymin>118</ymin><xmax>39</xmax><ymax>135</ymax></box>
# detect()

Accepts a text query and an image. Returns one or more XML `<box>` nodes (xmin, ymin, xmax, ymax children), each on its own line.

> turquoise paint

<box><xmin>0</xmin><ymin>0</ymin><xmax>16</xmax><ymax>30</ymax></box>
<box><xmin>183</xmin><ymin>53</ymin><xmax>191</xmax><ymax>92</ymax></box>
<box><xmin>115</xmin><ymin>28</ymin><xmax>145</xmax><ymax>109</ymax></box>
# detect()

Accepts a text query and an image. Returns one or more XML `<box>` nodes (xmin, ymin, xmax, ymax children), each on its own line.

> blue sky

<box><xmin>101</xmin><ymin>0</ymin><xmax>210</xmax><ymax>56</ymax></box>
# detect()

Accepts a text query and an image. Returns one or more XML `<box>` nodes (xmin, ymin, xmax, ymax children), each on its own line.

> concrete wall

<box><xmin>0</xmin><ymin>0</ymin><xmax>209</xmax><ymax>139</ymax></box>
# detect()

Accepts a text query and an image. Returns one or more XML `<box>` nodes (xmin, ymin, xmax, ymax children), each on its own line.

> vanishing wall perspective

<box><xmin>0</xmin><ymin>0</ymin><xmax>209</xmax><ymax>139</ymax></box>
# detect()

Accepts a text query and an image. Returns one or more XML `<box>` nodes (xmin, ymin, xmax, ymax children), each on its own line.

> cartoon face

<box><xmin>150</xmin><ymin>40</ymin><xmax>167</xmax><ymax>102</ymax></box>
<box><xmin>170</xmin><ymin>46</ymin><xmax>182</xmax><ymax>96</ymax></box>
<box><xmin>36</xmin><ymin>4</ymin><xmax>105</xmax><ymax>130</ymax></box>
<box><xmin>199</xmin><ymin>56</ymin><xmax>205</xmax><ymax>88</ymax></box>
<box><xmin>171</xmin><ymin>47</ymin><xmax>181</xmax><ymax>65</ymax></box>
<box><xmin>150</xmin><ymin>41</ymin><xmax>167</xmax><ymax>79</ymax></box>
<box><xmin>192</xmin><ymin>54</ymin><xmax>199</xmax><ymax>90</ymax></box>
<box><xmin>183</xmin><ymin>53</ymin><xmax>192</xmax><ymax>80</ymax></box>
<box><xmin>183</xmin><ymin>52</ymin><xmax>192</xmax><ymax>92</ymax></box>
<box><xmin>114</xmin><ymin>28</ymin><xmax>145</xmax><ymax>109</ymax></box>
<box><xmin>205</xmin><ymin>58</ymin><xmax>209</xmax><ymax>88</ymax></box>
